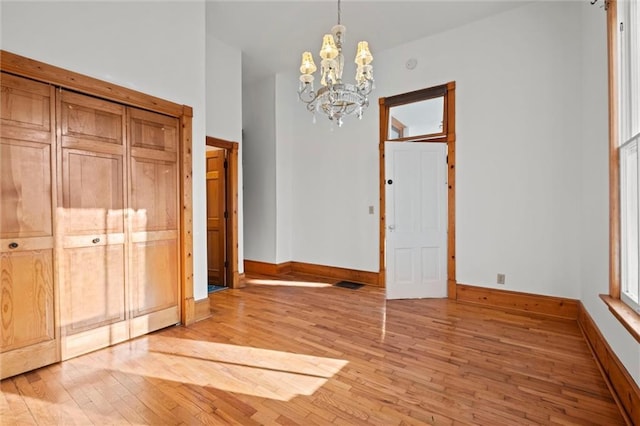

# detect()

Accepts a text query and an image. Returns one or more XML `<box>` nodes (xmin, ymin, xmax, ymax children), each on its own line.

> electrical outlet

<box><xmin>369</xmin><ymin>205</ymin><xmax>374</xmax><ymax>214</ymax></box>
<box><xmin>497</xmin><ymin>273</ymin><xmax>506</xmax><ymax>285</ymax></box>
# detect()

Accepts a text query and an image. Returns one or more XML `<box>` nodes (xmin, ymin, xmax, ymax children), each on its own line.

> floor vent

<box><xmin>334</xmin><ymin>281</ymin><xmax>364</xmax><ymax>290</ymax></box>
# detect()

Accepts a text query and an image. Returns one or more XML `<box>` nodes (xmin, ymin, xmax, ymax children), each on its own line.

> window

<box><xmin>387</xmin><ymin>96</ymin><xmax>445</xmax><ymax>141</ymax></box>
<box><xmin>617</xmin><ymin>0</ymin><xmax>640</xmax><ymax>313</ymax></box>
<box><xmin>604</xmin><ymin>0</ymin><xmax>640</xmax><ymax>341</ymax></box>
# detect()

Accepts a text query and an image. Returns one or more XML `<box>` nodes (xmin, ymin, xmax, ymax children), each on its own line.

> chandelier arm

<box><xmin>299</xmin><ymin>91</ymin><xmax>318</xmax><ymax>104</ymax></box>
<box><xmin>307</xmin><ymin>102</ymin><xmax>317</xmax><ymax>113</ymax></box>
<box><xmin>298</xmin><ymin>84</ymin><xmax>317</xmax><ymax>103</ymax></box>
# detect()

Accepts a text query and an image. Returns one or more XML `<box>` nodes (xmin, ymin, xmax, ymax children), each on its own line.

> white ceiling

<box><xmin>206</xmin><ymin>1</ymin><xmax>531</xmax><ymax>84</ymax></box>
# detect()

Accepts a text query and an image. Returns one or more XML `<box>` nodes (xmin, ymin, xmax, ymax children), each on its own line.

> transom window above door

<box><xmin>388</xmin><ymin>96</ymin><xmax>445</xmax><ymax>141</ymax></box>
<box><xmin>386</xmin><ymin>86</ymin><xmax>448</xmax><ymax>142</ymax></box>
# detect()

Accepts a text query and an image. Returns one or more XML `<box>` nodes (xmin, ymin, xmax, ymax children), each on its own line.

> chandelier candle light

<box><xmin>298</xmin><ymin>0</ymin><xmax>374</xmax><ymax>127</ymax></box>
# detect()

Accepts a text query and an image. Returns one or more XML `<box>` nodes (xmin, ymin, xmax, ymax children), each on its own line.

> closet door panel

<box><xmin>61</xmin><ymin>244</ymin><xmax>125</xmax><ymax>333</ymax></box>
<box><xmin>60</xmin><ymin>91</ymin><xmax>123</xmax><ymax>145</ymax></box>
<box><xmin>58</xmin><ymin>90</ymin><xmax>128</xmax><ymax>360</ymax></box>
<box><xmin>131</xmin><ymin>239</ymin><xmax>178</xmax><ymax>315</ymax></box>
<box><xmin>129</xmin><ymin>108</ymin><xmax>177</xmax><ymax>152</ymax></box>
<box><xmin>1</xmin><ymin>140</ymin><xmax>52</xmax><ymax>238</ymax></box>
<box><xmin>128</xmin><ymin>108</ymin><xmax>179</xmax><ymax>337</ymax></box>
<box><xmin>62</xmin><ymin>149</ymin><xmax>124</xmax><ymax>235</ymax></box>
<box><xmin>129</xmin><ymin>237</ymin><xmax>178</xmax><ymax>337</ymax></box>
<box><xmin>1</xmin><ymin>250</ymin><xmax>54</xmax><ymax>350</ymax></box>
<box><xmin>130</xmin><ymin>158</ymin><xmax>177</xmax><ymax>232</ymax></box>
<box><xmin>0</xmin><ymin>72</ymin><xmax>58</xmax><ymax>379</ymax></box>
<box><xmin>1</xmin><ymin>72</ymin><xmax>51</xmax><ymax>142</ymax></box>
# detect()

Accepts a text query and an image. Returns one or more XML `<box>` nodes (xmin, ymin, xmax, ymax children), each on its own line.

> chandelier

<box><xmin>297</xmin><ymin>0</ymin><xmax>374</xmax><ymax>127</ymax></box>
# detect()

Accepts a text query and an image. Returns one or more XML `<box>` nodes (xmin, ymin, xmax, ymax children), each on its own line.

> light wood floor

<box><xmin>2</xmin><ymin>272</ymin><xmax>625</xmax><ymax>425</ymax></box>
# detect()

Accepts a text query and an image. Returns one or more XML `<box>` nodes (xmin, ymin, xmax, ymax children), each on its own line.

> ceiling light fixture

<box><xmin>297</xmin><ymin>0</ymin><xmax>374</xmax><ymax>127</ymax></box>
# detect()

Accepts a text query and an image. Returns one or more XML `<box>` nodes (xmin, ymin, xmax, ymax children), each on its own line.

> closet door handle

<box><xmin>92</xmin><ymin>238</ymin><xmax>100</xmax><ymax>244</ymax></box>
<box><xmin>8</xmin><ymin>242</ymin><xmax>19</xmax><ymax>249</ymax></box>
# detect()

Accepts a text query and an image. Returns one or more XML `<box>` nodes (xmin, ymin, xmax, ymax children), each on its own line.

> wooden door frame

<box><xmin>0</xmin><ymin>50</ymin><xmax>196</xmax><ymax>325</ymax></box>
<box><xmin>378</xmin><ymin>82</ymin><xmax>457</xmax><ymax>299</ymax></box>
<box><xmin>206</xmin><ymin>136</ymin><xmax>240</xmax><ymax>289</ymax></box>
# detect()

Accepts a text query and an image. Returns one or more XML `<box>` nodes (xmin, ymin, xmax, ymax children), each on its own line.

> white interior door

<box><xmin>385</xmin><ymin>141</ymin><xmax>447</xmax><ymax>299</ymax></box>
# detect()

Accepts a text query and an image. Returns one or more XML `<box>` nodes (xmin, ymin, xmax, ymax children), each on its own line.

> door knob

<box><xmin>388</xmin><ymin>225</ymin><xmax>395</xmax><ymax>231</ymax></box>
<box><xmin>8</xmin><ymin>242</ymin><xmax>18</xmax><ymax>249</ymax></box>
<box><xmin>92</xmin><ymin>238</ymin><xmax>100</xmax><ymax>244</ymax></box>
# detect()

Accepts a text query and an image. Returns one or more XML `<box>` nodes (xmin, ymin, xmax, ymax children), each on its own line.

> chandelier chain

<box><xmin>337</xmin><ymin>0</ymin><xmax>341</xmax><ymax>25</ymax></box>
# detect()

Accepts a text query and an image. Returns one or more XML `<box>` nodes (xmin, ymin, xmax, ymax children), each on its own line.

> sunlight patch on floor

<box><xmin>245</xmin><ymin>278</ymin><xmax>333</xmax><ymax>288</ymax></box>
<box><xmin>72</xmin><ymin>335</ymin><xmax>348</xmax><ymax>401</ymax></box>
<box><xmin>1</xmin><ymin>392</ymin><xmax>145</xmax><ymax>426</ymax></box>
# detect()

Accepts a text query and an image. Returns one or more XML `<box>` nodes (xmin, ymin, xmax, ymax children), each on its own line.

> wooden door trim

<box><xmin>0</xmin><ymin>50</ymin><xmax>195</xmax><ymax>326</ymax></box>
<box><xmin>206</xmin><ymin>136</ymin><xmax>240</xmax><ymax>289</ymax></box>
<box><xmin>180</xmin><ymin>107</ymin><xmax>195</xmax><ymax>325</ymax></box>
<box><xmin>378</xmin><ymin>81</ymin><xmax>457</xmax><ymax>299</ymax></box>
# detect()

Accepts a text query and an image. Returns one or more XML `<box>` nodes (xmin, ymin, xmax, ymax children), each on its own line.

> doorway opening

<box><xmin>378</xmin><ymin>82</ymin><xmax>457</xmax><ymax>299</ymax></box>
<box><xmin>205</xmin><ymin>136</ymin><xmax>240</xmax><ymax>289</ymax></box>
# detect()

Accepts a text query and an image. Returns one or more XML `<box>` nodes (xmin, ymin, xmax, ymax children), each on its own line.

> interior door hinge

<box><xmin>224</xmin><ymin>211</ymin><xmax>228</xmax><ymax>219</ymax></box>
<box><xmin>224</xmin><ymin>260</ymin><xmax>229</xmax><ymax>267</ymax></box>
<box><xmin>224</xmin><ymin>160</ymin><xmax>228</xmax><ymax>169</ymax></box>
<box><xmin>446</xmin><ymin>155</ymin><xmax>449</xmax><ymax>164</ymax></box>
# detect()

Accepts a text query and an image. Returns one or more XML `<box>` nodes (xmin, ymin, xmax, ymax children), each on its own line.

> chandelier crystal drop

<box><xmin>297</xmin><ymin>0</ymin><xmax>374</xmax><ymax>127</ymax></box>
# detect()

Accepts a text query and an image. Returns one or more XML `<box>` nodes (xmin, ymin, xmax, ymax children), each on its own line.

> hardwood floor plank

<box><xmin>1</xmin><ymin>271</ymin><xmax>626</xmax><ymax>425</ymax></box>
<box><xmin>259</xmin><ymin>398</ymin><xmax>312</xmax><ymax>424</ymax></box>
<box><xmin>109</xmin><ymin>395</ymin><xmax>149</xmax><ymax>425</ymax></box>
<box><xmin>109</xmin><ymin>371</ymin><xmax>176</xmax><ymax>425</ymax></box>
<box><xmin>0</xmin><ymin>379</ymin><xmax>36</xmax><ymax>425</ymax></box>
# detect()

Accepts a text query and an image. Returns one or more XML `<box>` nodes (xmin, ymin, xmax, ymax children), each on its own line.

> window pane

<box><xmin>620</xmin><ymin>137</ymin><xmax>639</xmax><ymax>311</ymax></box>
<box><xmin>388</xmin><ymin>97</ymin><xmax>444</xmax><ymax>140</ymax></box>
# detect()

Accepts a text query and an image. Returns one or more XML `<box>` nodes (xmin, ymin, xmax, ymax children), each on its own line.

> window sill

<box><xmin>600</xmin><ymin>294</ymin><xmax>640</xmax><ymax>344</ymax></box>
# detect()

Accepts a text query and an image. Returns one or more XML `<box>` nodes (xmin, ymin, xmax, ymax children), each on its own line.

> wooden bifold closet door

<box><xmin>2</xmin><ymin>69</ymin><xmax>182</xmax><ymax>375</ymax></box>
<box><xmin>58</xmin><ymin>90</ymin><xmax>128</xmax><ymax>359</ymax></box>
<box><xmin>127</xmin><ymin>108</ymin><xmax>180</xmax><ymax>338</ymax></box>
<box><xmin>58</xmin><ymin>90</ymin><xmax>181</xmax><ymax>358</ymax></box>
<box><xmin>0</xmin><ymin>73</ymin><xmax>58</xmax><ymax>378</ymax></box>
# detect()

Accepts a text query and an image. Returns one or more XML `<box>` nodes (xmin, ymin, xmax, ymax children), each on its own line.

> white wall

<box><xmin>579</xmin><ymin>4</ymin><xmax>640</xmax><ymax>387</ymax></box>
<box><xmin>242</xmin><ymin>74</ymin><xmax>294</xmax><ymax>265</ymax></box>
<box><xmin>289</xmin><ymin>89</ymin><xmax>380</xmax><ymax>271</ymax></box>
<box><xmin>243</xmin><ymin>76</ymin><xmax>277</xmax><ymax>263</ymax></box>
<box><xmin>204</xmin><ymin>22</ymin><xmax>245</xmax><ymax>297</ymax></box>
<box><xmin>205</xmin><ymin>37</ymin><xmax>242</xmax><ymax>144</ymax></box>
<box><xmin>1</xmin><ymin>1</ymin><xmax>210</xmax><ymax>301</ymax></box>
<box><xmin>282</xmin><ymin>1</ymin><xmax>583</xmax><ymax>297</ymax></box>
<box><xmin>275</xmin><ymin>74</ymin><xmax>294</xmax><ymax>263</ymax></box>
